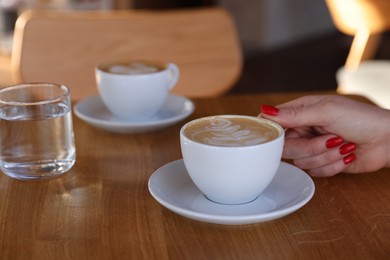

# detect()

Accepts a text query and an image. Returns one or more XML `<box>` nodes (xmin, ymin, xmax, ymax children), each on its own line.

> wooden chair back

<box><xmin>11</xmin><ymin>7</ymin><xmax>242</xmax><ymax>99</ymax></box>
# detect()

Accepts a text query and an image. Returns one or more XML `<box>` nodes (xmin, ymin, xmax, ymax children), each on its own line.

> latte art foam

<box><xmin>185</xmin><ymin>117</ymin><xmax>280</xmax><ymax>147</ymax></box>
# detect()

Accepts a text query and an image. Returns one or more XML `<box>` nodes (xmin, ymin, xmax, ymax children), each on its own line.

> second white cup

<box><xmin>95</xmin><ymin>60</ymin><xmax>179</xmax><ymax>120</ymax></box>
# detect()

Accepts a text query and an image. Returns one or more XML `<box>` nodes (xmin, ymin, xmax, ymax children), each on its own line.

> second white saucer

<box><xmin>148</xmin><ymin>160</ymin><xmax>315</xmax><ymax>225</ymax></box>
<box><xmin>74</xmin><ymin>94</ymin><xmax>195</xmax><ymax>133</ymax></box>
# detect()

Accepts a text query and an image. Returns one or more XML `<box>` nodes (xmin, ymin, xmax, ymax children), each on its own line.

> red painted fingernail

<box><xmin>326</xmin><ymin>136</ymin><xmax>343</xmax><ymax>148</ymax></box>
<box><xmin>261</xmin><ymin>105</ymin><xmax>279</xmax><ymax>116</ymax></box>
<box><xmin>343</xmin><ymin>153</ymin><xmax>356</xmax><ymax>165</ymax></box>
<box><xmin>340</xmin><ymin>142</ymin><xmax>356</xmax><ymax>155</ymax></box>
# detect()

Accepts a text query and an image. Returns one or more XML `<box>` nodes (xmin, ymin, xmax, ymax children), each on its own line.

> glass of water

<box><xmin>0</xmin><ymin>83</ymin><xmax>76</xmax><ymax>180</ymax></box>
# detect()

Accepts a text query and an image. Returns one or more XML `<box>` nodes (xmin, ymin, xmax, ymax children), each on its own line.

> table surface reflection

<box><xmin>1</xmin><ymin>92</ymin><xmax>389</xmax><ymax>259</ymax></box>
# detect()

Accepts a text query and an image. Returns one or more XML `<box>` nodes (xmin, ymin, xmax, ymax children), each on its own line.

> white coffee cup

<box><xmin>180</xmin><ymin>115</ymin><xmax>284</xmax><ymax>205</ymax></box>
<box><xmin>95</xmin><ymin>60</ymin><xmax>179</xmax><ymax>120</ymax></box>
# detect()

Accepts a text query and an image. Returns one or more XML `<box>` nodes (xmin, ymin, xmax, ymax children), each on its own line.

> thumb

<box><xmin>260</xmin><ymin>103</ymin><xmax>327</xmax><ymax>129</ymax></box>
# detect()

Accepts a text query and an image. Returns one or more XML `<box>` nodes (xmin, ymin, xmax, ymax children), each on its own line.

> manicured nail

<box><xmin>339</xmin><ymin>142</ymin><xmax>356</xmax><ymax>155</ymax></box>
<box><xmin>343</xmin><ymin>153</ymin><xmax>356</xmax><ymax>165</ymax></box>
<box><xmin>326</xmin><ymin>136</ymin><xmax>343</xmax><ymax>148</ymax></box>
<box><xmin>261</xmin><ymin>105</ymin><xmax>279</xmax><ymax>116</ymax></box>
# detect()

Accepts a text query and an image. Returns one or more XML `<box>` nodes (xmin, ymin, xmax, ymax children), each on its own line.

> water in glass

<box><xmin>0</xmin><ymin>84</ymin><xmax>76</xmax><ymax>180</ymax></box>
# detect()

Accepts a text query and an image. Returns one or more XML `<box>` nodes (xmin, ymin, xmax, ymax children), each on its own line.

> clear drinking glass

<box><xmin>0</xmin><ymin>83</ymin><xmax>76</xmax><ymax>180</ymax></box>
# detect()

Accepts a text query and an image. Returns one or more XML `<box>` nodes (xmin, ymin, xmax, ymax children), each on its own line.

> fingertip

<box><xmin>261</xmin><ymin>105</ymin><xmax>279</xmax><ymax>116</ymax></box>
<box><xmin>340</xmin><ymin>143</ymin><xmax>357</xmax><ymax>155</ymax></box>
<box><xmin>343</xmin><ymin>153</ymin><xmax>356</xmax><ymax>165</ymax></box>
<box><xmin>326</xmin><ymin>136</ymin><xmax>343</xmax><ymax>148</ymax></box>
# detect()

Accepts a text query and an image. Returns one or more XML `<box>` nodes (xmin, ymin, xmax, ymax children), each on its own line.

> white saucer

<box><xmin>74</xmin><ymin>94</ymin><xmax>195</xmax><ymax>133</ymax></box>
<box><xmin>148</xmin><ymin>160</ymin><xmax>315</xmax><ymax>225</ymax></box>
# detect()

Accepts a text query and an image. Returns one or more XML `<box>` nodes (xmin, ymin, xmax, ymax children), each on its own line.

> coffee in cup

<box><xmin>180</xmin><ymin>115</ymin><xmax>284</xmax><ymax>205</ymax></box>
<box><xmin>99</xmin><ymin>60</ymin><xmax>166</xmax><ymax>75</ymax></box>
<box><xmin>95</xmin><ymin>59</ymin><xmax>179</xmax><ymax>120</ymax></box>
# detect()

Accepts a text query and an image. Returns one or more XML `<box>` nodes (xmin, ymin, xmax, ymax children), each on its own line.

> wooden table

<box><xmin>1</xmin><ymin>93</ymin><xmax>389</xmax><ymax>259</ymax></box>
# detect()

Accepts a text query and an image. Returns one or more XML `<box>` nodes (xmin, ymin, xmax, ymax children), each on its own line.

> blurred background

<box><xmin>1</xmin><ymin>0</ymin><xmax>390</xmax><ymax>94</ymax></box>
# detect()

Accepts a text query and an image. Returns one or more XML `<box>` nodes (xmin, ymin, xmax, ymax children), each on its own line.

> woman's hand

<box><xmin>259</xmin><ymin>95</ymin><xmax>390</xmax><ymax>177</ymax></box>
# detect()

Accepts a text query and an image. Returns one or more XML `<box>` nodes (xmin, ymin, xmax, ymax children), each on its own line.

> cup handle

<box><xmin>167</xmin><ymin>63</ymin><xmax>180</xmax><ymax>90</ymax></box>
